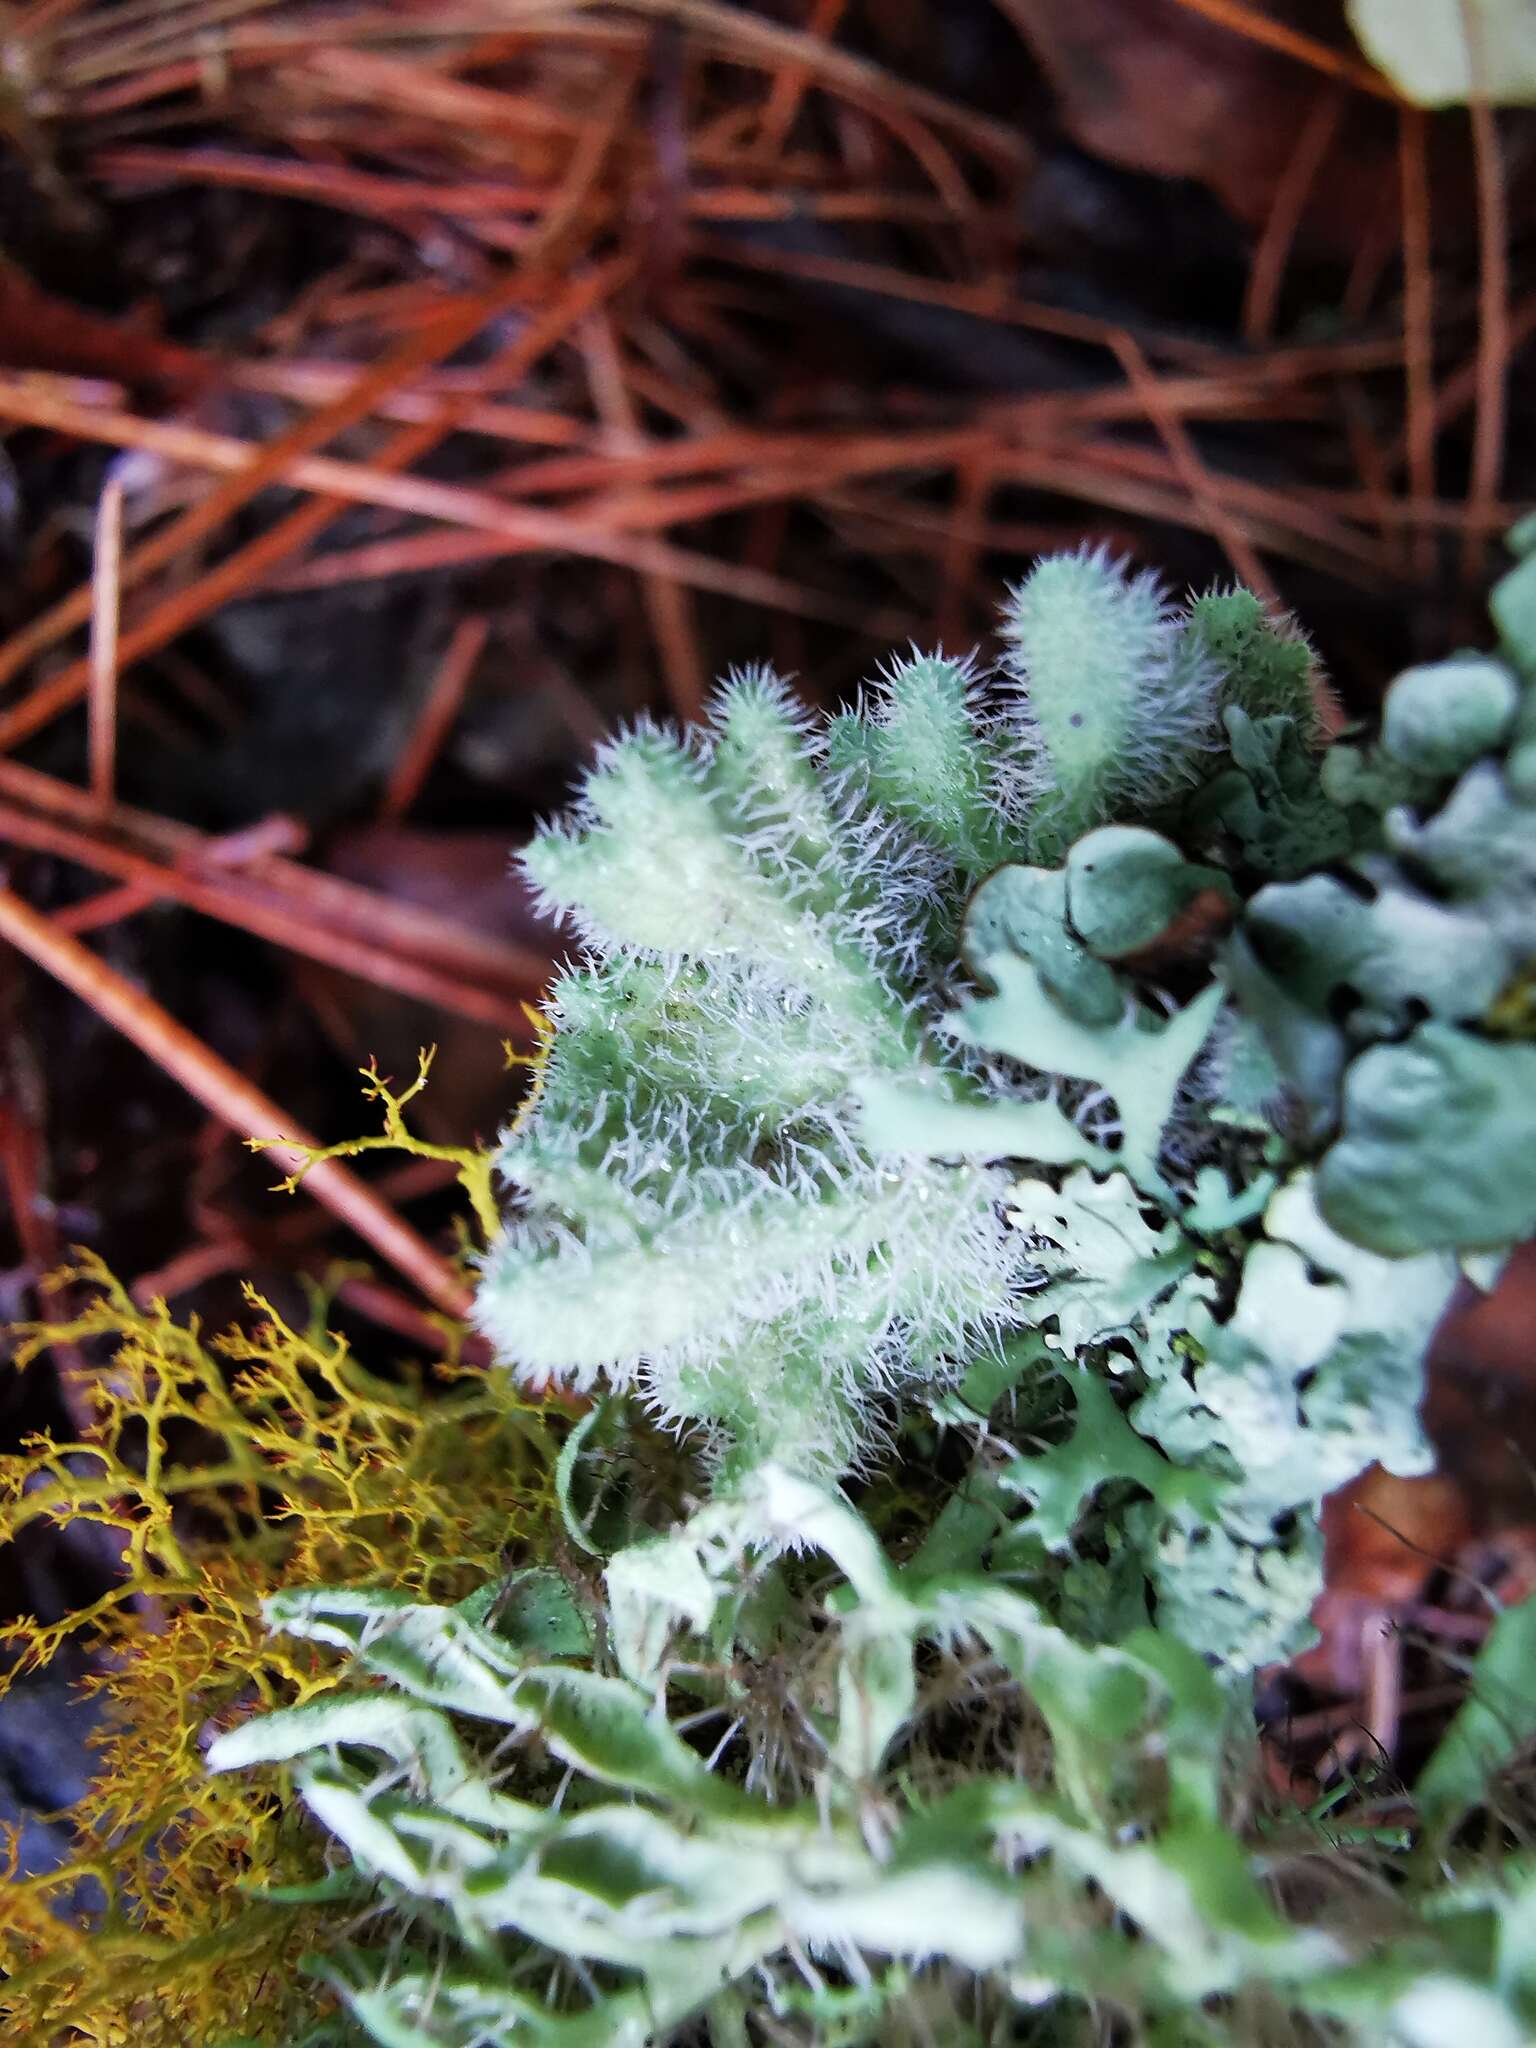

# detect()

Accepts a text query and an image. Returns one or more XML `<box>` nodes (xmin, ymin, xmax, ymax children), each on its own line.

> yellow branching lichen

<box><xmin>0</xmin><ymin>1251</ymin><xmax>559</xmax><ymax>2046</ymax></box>
<box><xmin>247</xmin><ymin>1027</ymin><xmax>553</xmax><ymax>1250</ymax></box>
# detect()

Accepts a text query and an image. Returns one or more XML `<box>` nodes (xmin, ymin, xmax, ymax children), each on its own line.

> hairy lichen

<box><xmin>15</xmin><ymin>546</ymin><xmax>1536</xmax><ymax>2048</ymax></box>
<box><xmin>476</xmin><ymin>552</ymin><xmax>1536</xmax><ymax>1674</ymax></box>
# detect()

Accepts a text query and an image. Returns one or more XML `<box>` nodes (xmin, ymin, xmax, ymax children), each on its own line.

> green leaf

<box><xmin>209</xmin><ymin>1692</ymin><xmax>543</xmax><ymax>1836</ymax></box>
<box><xmin>1384</xmin><ymin>760</ymin><xmax>1536</xmax><ymax>957</ymax></box>
<box><xmin>706</xmin><ymin>668</ymin><xmax>841</xmax><ymax>900</ymax></box>
<box><xmin>955</xmin><ymin>1326</ymin><xmax>1054</xmax><ymax>1417</ymax></box>
<box><xmin>526</xmin><ymin>1665</ymin><xmax>758</xmax><ymax>1811</ymax></box>
<box><xmin>262</xmin><ymin>1588</ymin><xmax>532</xmax><ymax>1720</ymax></box>
<box><xmin>476</xmin><ymin>1569</ymin><xmax>590</xmax><ymax>1661</ymax></box>
<box><xmin>917</xmin><ymin>1580</ymin><xmax>1158</xmax><ymax>1818</ymax></box>
<box><xmin>1132</xmin><ymin>1176</ymin><xmax>1446</xmax><ymax>1667</ymax></box>
<box><xmin>832</xmin><ymin>1612</ymin><xmax>918</xmax><ymax>1782</ymax></box>
<box><xmin>847</xmin><ymin>652</ymin><xmax>1009</xmax><ymax>876</ymax></box>
<box><xmin>298</xmin><ymin>1763</ymin><xmax>442</xmax><ymax>1889</ymax></box>
<box><xmin>1319</xmin><ymin>735</ymin><xmax>1439</xmax><ymax>822</ymax></box>
<box><xmin>556</xmin><ymin>1398</ymin><xmax>615</xmax><ymax>1557</ymax></box>
<box><xmin>1121</xmin><ymin>1625</ymin><xmax>1229</xmax><ymax>1827</ymax></box>
<box><xmin>1186</xmin><ymin>707</ymin><xmax>1351</xmax><ymax>879</ymax></box>
<box><xmin>1182</xmin><ymin>1164</ymin><xmax>1276</xmax><ymax>1232</ymax></box>
<box><xmin>753</xmin><ymin>1465</ymin><xmax>908</xmax><ymax>1618</ymax></box>
<box><xmin>603</xmin><ymin>1495</ymin><xmax>751</xmax><ymax>1688</ymax></box>
<box><xmin>1174</xmin><ymin>1176</ymin><xmax>1442</xmax><ymax>1533</ymax></box>
<box><xmin>1222</xmin><ymin>929</ymin><xmax>1345</xmax><ymax>1135</ymax></box>
<box><xmin>1381</xmin><ymin>1980</ymin><xmax>1530</xmax><ymax>2048</ymax></box>
<box><xmin>1150</xmin><ymin>1516</ymin><xmax>1324</xmax><ymax>1671</ymax></box>
<box><xmin>793</xmin><ymin>1858</ymin><xmax>1023</xmax><ymax>1973</ymax></box>
<box><xmin>1000</xmin><ymin>548</ymin><xmax>1220</xmax><ymax>848</ymax></box>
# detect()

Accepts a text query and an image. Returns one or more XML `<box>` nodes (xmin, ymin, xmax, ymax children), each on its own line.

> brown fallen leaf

<box><xmin>995</xmin><ymin>0</ymin><xmax>1474</xmax><ymax>260</ymax></box>
<box><xmin>1292</xmin><ymin>1243</ymin><xmax>1536</xmax><ymax>1695</ymax></box>
<box><xmin>1425</xmin><ymin>1242</ymin><xmax>1536</xmax><ymax>1529</ymax></box>
<box><xmin>1292</xmin><ymin>1465</ymin><xmax>1471</xmax><ymax>1692</ymax></box>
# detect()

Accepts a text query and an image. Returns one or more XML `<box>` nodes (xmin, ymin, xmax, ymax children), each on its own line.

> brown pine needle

<box><xmin>51</xmin><ymin>881</ymin><xmax>159</xmax><ymax>938</ymax></box>
<box><xmin>0</xmin><ymin>755</ymin><xmax>547</xmax><ymax>1034</ymax></box>
<box><xmin>380</xmin><ymin>616</ymin><xmax>491</xmax><ymax>826</ymax></box>
<box><xmin>0</xmin><ymin>259</ymin><xmax>631</xmax><ymax>753</ymax></box>
<box><xmin>756</xmin><ymin>0</ymin><xmax>848</xmax><ymax>151</ymax></box>
<box><xmin>1165</xmin><ymin>0</ymin><xmax>1397</xmax><ymax>96</ymax></box>
<box><xmin>936</xmin><ymin>449</ymin><xmax>995</xmax><ymax>645</ymax></box>
<box><xmin>1110</xmin><ymin>330</ymin><xmax>1281</xmax><ymax>605</ymax></box>
<box><xmin>0</xmin><ymin>269</ymin><xmax>539</xmax><ymax>698</ymax></box>
<box><xmin>1398</xmin><ymin>106</ymin><xmax>1436</xmax><ymax>582</ymax></box>
<box><xmin>618</xmin><ymin>0</ymin><xmax>1030</xmax><ymax>165</ymax></box>
<box><xmin>87</xmin><ymin>475</ymin><xmax>123</xmax><ymax>809</ymax></box>
<box><xmin>1463</xmin><ymin>12</ymin><xmax>1510</xmax><ymax>586</ymax></box>
<box><xmin>1243</xmin><ymin>84</ymin><xmax>1344</xmax><ymax>345</ymax></box>
<box><xmin>0</xmin><ymin>884</ymin><xmax>472</xmax><ymax>1318</ymax></box>
<box><xmin>579</xmin><ymin>307</ymin><xmax>707</xmax><ymax>721</ymax></box>
<box><xmin>16</xmin><ymin>0</ymin><xmax>93</xmax><ymax>31</ymax></box>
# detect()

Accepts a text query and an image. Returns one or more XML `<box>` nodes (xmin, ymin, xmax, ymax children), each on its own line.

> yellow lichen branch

<box><xmin>0</xmin><ymin>1249</ymin><xmax>560</xmax><ymax>2045</ymax></box>
<box><xmin>246</xmin><ymin>1037</ymin><xmax>550</xmax><ymax>1250</ymax></box>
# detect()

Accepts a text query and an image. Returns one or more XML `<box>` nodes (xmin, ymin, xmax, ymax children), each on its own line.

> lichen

<box><xmin>0</xmin><ymin>1253</ymin><xmax>559</xmax><ymax>2046</ymax></box>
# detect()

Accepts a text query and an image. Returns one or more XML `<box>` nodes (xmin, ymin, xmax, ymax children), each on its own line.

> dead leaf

<box><xmin>994</xmin><ymin>0</ymin><xmax>1451</xmax><ymax>258</ymax></box>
